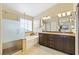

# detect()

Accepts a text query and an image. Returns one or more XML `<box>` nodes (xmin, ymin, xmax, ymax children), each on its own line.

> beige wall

<box><xmin>37</xmin><ymin>3</ymin><xmax>74</xmax><ymax>18</ymax></box>
<box><xmin>2</xmin><ymin>5</ymin><xmax>33</xmax><ymax>20</ymax></box>
<box><xmin>33</xmin><ymin>17</ymin><xmax>42</xmax><ymax>32</ymax></box>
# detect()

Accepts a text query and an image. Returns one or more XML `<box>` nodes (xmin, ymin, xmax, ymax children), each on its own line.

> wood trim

<box><xmin>2</xmin><ymin>39</ymin><xmax>23</xmax><ymax>55</ymax></box>
<box><xmin>3</xmin><ymin>46</ymin><xmax>22</xmax><ymax>55</ymax></box>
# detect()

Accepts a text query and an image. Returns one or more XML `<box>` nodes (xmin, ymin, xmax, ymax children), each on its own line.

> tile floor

<box><xmin>26</xmin><ymin>45</ymin><xmax>67</xmax><ymax>55</ymax></box>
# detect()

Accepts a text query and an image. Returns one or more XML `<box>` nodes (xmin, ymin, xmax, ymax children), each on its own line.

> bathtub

<box><xmin>25</xmin><ymin>35</ymin><xmax>38</xmax><ymax>49</ymax></box>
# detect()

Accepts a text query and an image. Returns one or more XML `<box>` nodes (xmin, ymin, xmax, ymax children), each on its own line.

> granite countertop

<box><xmin>25</xmin><ymin>35</ymin><xmax>38</xmax><ymax>40</ymax></box>
<box><xmin>39</xmin><ymin>32</ymin><xmax>75</xmax><ymax>36</ymax></box>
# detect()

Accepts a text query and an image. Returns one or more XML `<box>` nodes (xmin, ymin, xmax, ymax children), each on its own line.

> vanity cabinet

<box><xmin>54</xmin><ymin>35</ymin><xmax>64</xmax><ymax>51</ymax></box>
<box><xmin>63</xmin><ymin>36</ymin><xmax>75</xmax><ymax>54</ymax></box>
<box><xmin>39</xmin><ymin>34</ymin><xmax>49</xmax><ymax>47</ymax></box>
<box><xmin>39</xmin><ymin>33</ymin><xmax>75</xmax><ymax>55</ymax></box>
<box><xmin>48</xmin><ymin>35</ymin><xmax>55</xmax><ymax>48</ymax></box>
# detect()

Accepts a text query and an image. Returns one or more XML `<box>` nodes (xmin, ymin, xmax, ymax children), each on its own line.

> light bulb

<box><xmin>47</xmin><ymin>16</ymin><xmax>51</xmax><ymax>19</ymax></box>
<box><xmin>58</xmin><ymin>14</ymin><xmax>61</xmax><ymax>17</ymax></box>
<box><xmin>67</xmin><ymin>11</ymin><xmax>71</xmax><ymax>16</ymax></box>
<box><xmin>62</xmin><ymin>13</ymin><xmax>66</xmax><ymax>16</ymax></box>
<box><xmin>42</xmin><ymin>17</ymin><xmax>47</xmax><ymax>20</ymax></box>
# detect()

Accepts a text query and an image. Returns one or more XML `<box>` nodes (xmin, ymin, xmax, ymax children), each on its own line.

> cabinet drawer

<box><xmin>50</xmin><ymin>44</ymin><xmax>54</xmax><ymax>48</ymax></box>
<box><xmin>63</xmin><ymin>36</ymin><xmax>75</xmax><ymax>55</ymax></box>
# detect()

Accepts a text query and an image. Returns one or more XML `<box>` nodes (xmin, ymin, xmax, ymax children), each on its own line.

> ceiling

<box><xmin>3</xmin><ymin>3</ymin><xmax>56</xmax><ymax>17</ymax></box>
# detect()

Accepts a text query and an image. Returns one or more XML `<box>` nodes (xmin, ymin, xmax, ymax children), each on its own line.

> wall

<box><xmin>37</xmin><ymin>3</ymin><xmax>74</xmax><ymax>18</ymax></box>
<box><xmin>33</xmin><ymin>17</ymin><xmax>42</xmax><ymax>33</ymax></box>
<box><xmin>2</xmin><ymin>4</ymin><xmax>33</xmax><ymax>20</ymax></box>
<box><xmin>0</xmin><ymin>4</ymin><xmax>2</xmax><ymax>55</ymax></box>
<box><xmin>76</xmin><ymin>4</ymin><xmax>79</xmax><ymax>55</ymax></box>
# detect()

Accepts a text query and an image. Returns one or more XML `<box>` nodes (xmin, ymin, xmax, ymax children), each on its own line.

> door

<box><xmin>49</xmin><ymin>34</ymin><xmax>55</xmax><ymax>48</ymax></box>
<box><xmin>39</xmin><ymin>33</ymin><xmax>44</xmax><ymax>45</ymax></box>
<box><xmin>54</xmin><ymin>35</ymin><xmax>64</xmax><ymax>51</ymax></box>
<box><xmin>63</xmin><ymin>36</ymin><xmax>75</xmax><ymax>54</ymax></box>
<box><xmin>39</xmin><ymin>33</ymin><xmax>48</xmax><ymax>46</ymax></box>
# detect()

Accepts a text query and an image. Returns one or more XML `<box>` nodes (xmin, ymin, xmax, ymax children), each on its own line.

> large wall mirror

<box><xmin>58</xmin><ymin>17</ymin><xmax>75</xmax><ymax>33</ymax></box>
<box><xmin>41</xmin><ymin>11</ymin><xmax>75</xmax><ymax>33</ymax></box>
<box><xmin>41</xmin><ymin>18</ymin><xmax>58</xmax><ymax>32</ymax></box>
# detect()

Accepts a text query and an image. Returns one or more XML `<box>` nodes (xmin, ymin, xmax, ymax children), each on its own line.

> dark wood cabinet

<box><xmin>54</xmin><ymin>35</ymin><xmax>64</xmax><ymax>51</ymax></box>
<box><xmin>48</xmin><ymin>35</ymin><xmax>55</xmax><ymax>48</ymax></box>
<box><xmin>39</xmin><ymin>34</ymin><xmax>49</xmax><ymax>47</ymax></box>
<box><xmin>63</xmin><ymin>36</ymin><xmax>75</xmax><ymax>54</ymax></box>
<box><xmin>39</xmin><ymin>33</ymin><xmax>75</xmax><ymax>55</ymax></box>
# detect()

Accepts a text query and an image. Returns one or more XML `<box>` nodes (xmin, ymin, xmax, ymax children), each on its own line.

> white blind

<box><xmin>20</xmin><ymin>18</ymin><xmax>32</xmax><ymax>32</ymax></box>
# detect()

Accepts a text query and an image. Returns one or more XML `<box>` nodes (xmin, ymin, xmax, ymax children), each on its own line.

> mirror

<box><xmin>41</xmin><ymin>19</ymin><xmax>58</xmax><ymax>32</ymax></box>
<box><xmin>41</xmin><ymin>16</ymin><xmax>75</xmax><ymax>33</ymax></box>
<box><xmin>58</xmin><ymin>17</ymin><xmax>75</xmax><ymax>33</ymax></box>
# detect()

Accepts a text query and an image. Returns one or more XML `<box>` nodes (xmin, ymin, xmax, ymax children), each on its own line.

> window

<box><xmin>25</xmin><ymin>19</ymin><xmax>32</xmax><ymax>32</ymax></box>
<box><xmin>20</xmin><ymin>18</ymin><xmax>32</xmax><ymax>32</ymax></box>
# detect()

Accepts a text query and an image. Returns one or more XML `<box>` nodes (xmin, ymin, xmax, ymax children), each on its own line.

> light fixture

<box><xmin>71</xmin><ymin>25</ymin><xmax>74</xmax><ymax>28</ymax></box>
<box><xmin>57</xmin><ymin>11</ymin><xmax>71</xmax><ymax>17</ymax></box>
<box><xmin>42</xmin><ymin>16</ymin><xmax>51</xmax><ymax>20</ymax></box>
<box><xmin>58</xmin><ymin>14</ymin><xmax>61</xmax><ymax>17</ymax></box>
<box><xmin>47</xmin><ymin>16</ymin><xmax>51</xmax><ymax>19</ymax></box>
<box><xmin>62</xmin><ymin>13</ymin><xmax>66</xmax><ymax>16</ymax></box>
<box><xmin>67</xmin><ymin>11</ymin><xmax>71</xmax><ymax>16</ymax></box>
<box><xmin>42</xmin><ymin>17</ymin><xmax>47</xmax><ymax>20</ymax></box>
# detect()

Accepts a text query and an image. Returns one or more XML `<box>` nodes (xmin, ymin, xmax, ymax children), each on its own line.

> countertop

<box><xmin>25</xmin><ymin>35</ymin><xmax>38</xmax><ymax>40</ymax></box>
<box><xmin>39</xmin><ymin>32</ymin><xmax>75</xmax><ymax>36</ymax></box>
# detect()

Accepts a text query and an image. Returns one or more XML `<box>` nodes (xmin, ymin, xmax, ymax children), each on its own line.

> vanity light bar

<box><xmin>57</xmin><ymin>11</ymin><xmax>71</xmax><ymax>17</ymax></box>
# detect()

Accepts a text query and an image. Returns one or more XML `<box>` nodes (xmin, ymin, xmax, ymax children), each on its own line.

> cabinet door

<box><xmin>39</xmin><ymin>33</ymin><xmax>44</xmax><ymax>45</ymax></box>
<box><xmin>63</xmin><ymin>36</ymin><xmax>75</xmax><ymax>55</ymax></box>
<box><xmin>54</xmin><ymin>35</ymin><xmax>64</xmax><ymax>51</ymax></box>
<box><xmin>39</xmin><ymin>33</ymin><xmax>48</xmax><ymax>46</ymax></box>
<box><xmin>43</xmin><ymin>35</ymin><xmax>48</xmax><ymax>46</ymax></box>
<box><xmin>48</xmin><ymin>35</ymin><xmax>55</xmax><ymax>48</ymax></box>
